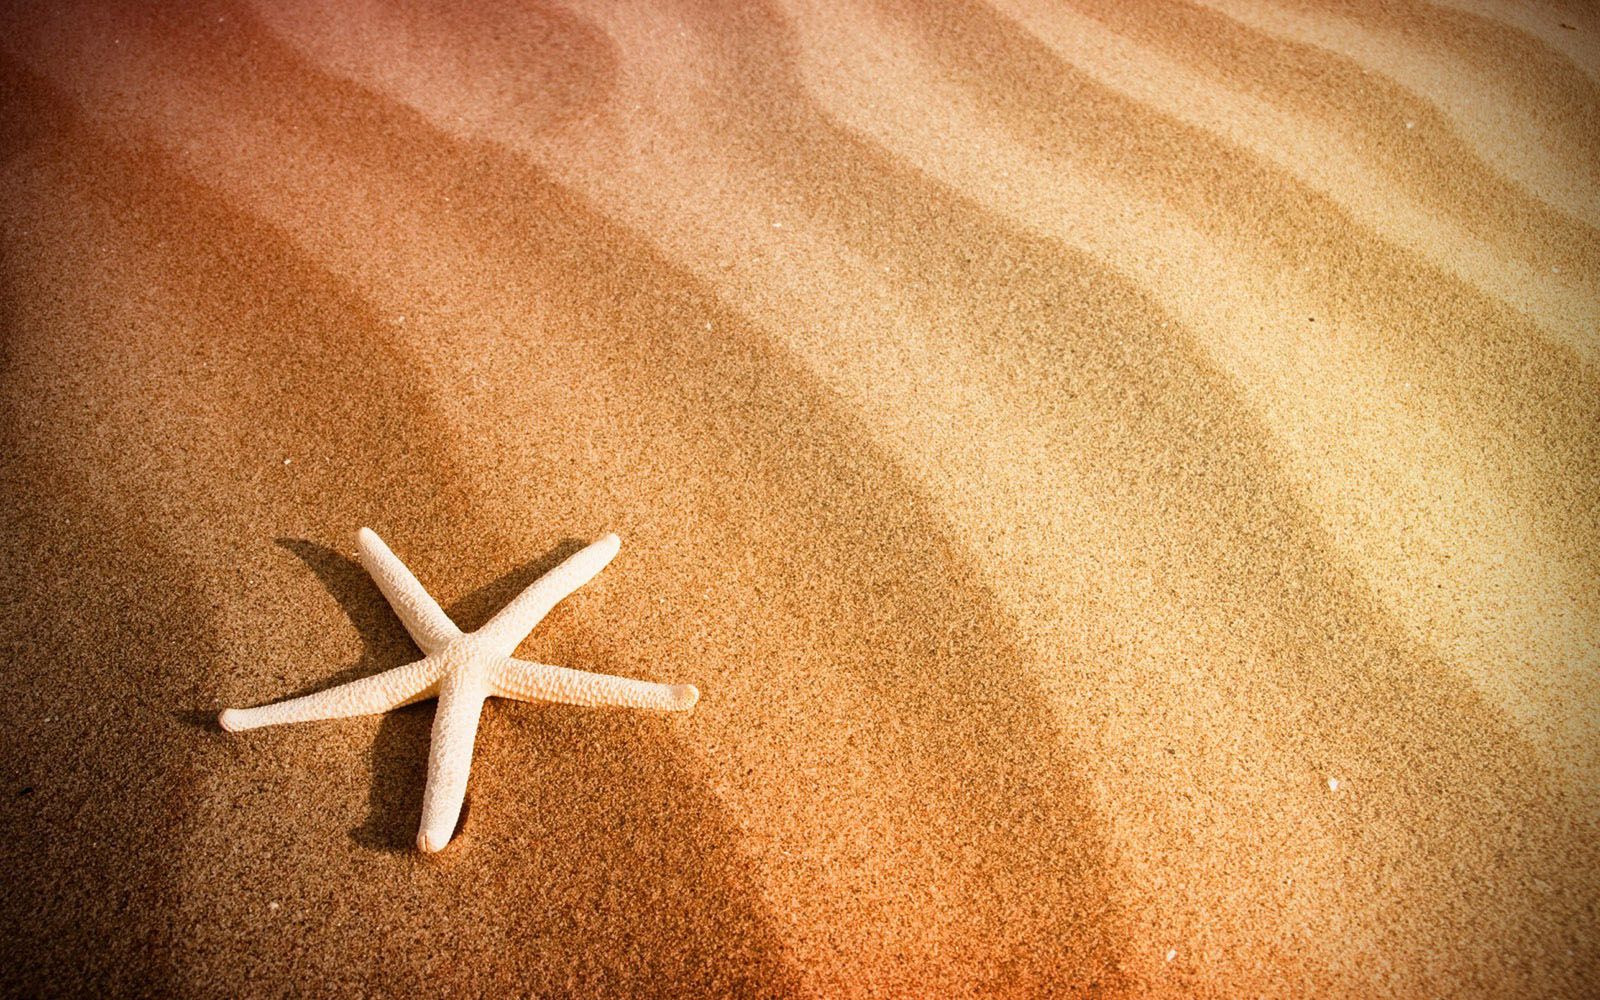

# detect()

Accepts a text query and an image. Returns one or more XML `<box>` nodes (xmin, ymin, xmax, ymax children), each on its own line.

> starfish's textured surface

<box><xmin>220</xmin><ymin>529</ymin><xmax>699</xmax><ymax>852</ymax></box>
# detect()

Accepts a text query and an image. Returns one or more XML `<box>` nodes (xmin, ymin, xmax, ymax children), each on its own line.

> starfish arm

<box><xmin>218</xmin><ymin>657</ymin><xmax>442</xmax><ymax>732</ymax></box>
<box><xmin>474</xmin><ymin>533</ymin><xmax>621</xmax><ymax>657</ymax></box>
<box><xmin>357</xmin><ymin>527</ymin><xmax>463</xmax><ymax>655</ymax></box>
<box><xmin>489</xmin><ymin>656</ymin><xmax>700</xmax><ymax>712</ymax></box>
<box><xmin>416</xmin><ymin>668</ymin><xmax>488</xmax><ymax>853</ymax></box>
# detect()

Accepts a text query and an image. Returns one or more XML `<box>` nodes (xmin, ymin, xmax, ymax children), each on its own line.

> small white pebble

<box><xmin>268</xmin><ymin>901</ymin><xmax>279</xmax><ymax>911</ymax></box>
<box><xmin>1166</xmin><ymin>948</ymin><xmax>1177</xmax><ymax>963</ymax></box>
<box><xmin>1404</xmin><ymin>121</ymin><xmax>1415</xmax><ymax>129</ymax></box>
<box><xmin>772</xmin><ymin>221</ymin><xmax>783</xmax><ymax>228</ymax></box>
<box><xmin>1328</xmin><ymin>778</ymin><xmax>1339</xmax><ymax>791</ymax></box>
<box><xmin>282</xmin><ymin>458</ymin><xmax>292</xmax><ymax>465</ymax></box>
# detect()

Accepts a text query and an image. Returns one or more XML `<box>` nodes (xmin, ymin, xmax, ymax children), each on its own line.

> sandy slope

<box><xmin>1</xmin><ymin>1</ymin><xmax>1596</xmax><ymax>996</ymax></box>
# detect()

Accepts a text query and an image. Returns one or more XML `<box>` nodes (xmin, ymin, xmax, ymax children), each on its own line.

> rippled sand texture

<box><xmin>1</xmin><ymin>0</ymin><xmax>1596</xmax><ymax>996</ymax></box>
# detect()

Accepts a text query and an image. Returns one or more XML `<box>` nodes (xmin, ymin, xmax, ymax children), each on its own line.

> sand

<box><xmin>1</xmin><ymin>0</ymin><xmax>1596</xmax><ymax>996</ymax></box>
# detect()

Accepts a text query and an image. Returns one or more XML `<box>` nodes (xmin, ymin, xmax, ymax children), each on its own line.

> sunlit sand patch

<box><xmin>1193</xmin><ymin>0</ymin><xmax>1600</xmax><ymax>228</ymax></box>
<box><xmin>989</xmin><ymin>0</ymin><xmax>1599</xmax><ymax>364</ymax></box>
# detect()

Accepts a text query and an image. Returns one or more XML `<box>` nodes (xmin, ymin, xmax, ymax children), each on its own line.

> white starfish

<box><xmin>220</xmin><ymin>528</ymin><xmax>699</xmax><ymax>852</ymax></box>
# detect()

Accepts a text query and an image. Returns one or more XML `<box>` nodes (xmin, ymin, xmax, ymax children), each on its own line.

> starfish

<box><xmin>220</xmin><ymin>528</ymin><xmax>699</xmax><ymax>852</ymax></box>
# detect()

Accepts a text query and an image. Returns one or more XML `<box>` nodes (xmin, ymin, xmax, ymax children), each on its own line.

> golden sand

<box><xmin>1</xmin><ymin>1</ymin><xmax>1596</xmax><ymax>996</ymax></box>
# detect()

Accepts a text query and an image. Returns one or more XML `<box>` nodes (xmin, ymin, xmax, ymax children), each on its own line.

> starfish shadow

<box><xmin>170</xmin><ymin>708</ymin><xmax>225</xmax><ymax>731</ymax></box>
<box><xmin>275</xmin><ymin>536</ymin><xmax>588</xmax><ymax>853</ymax></box>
